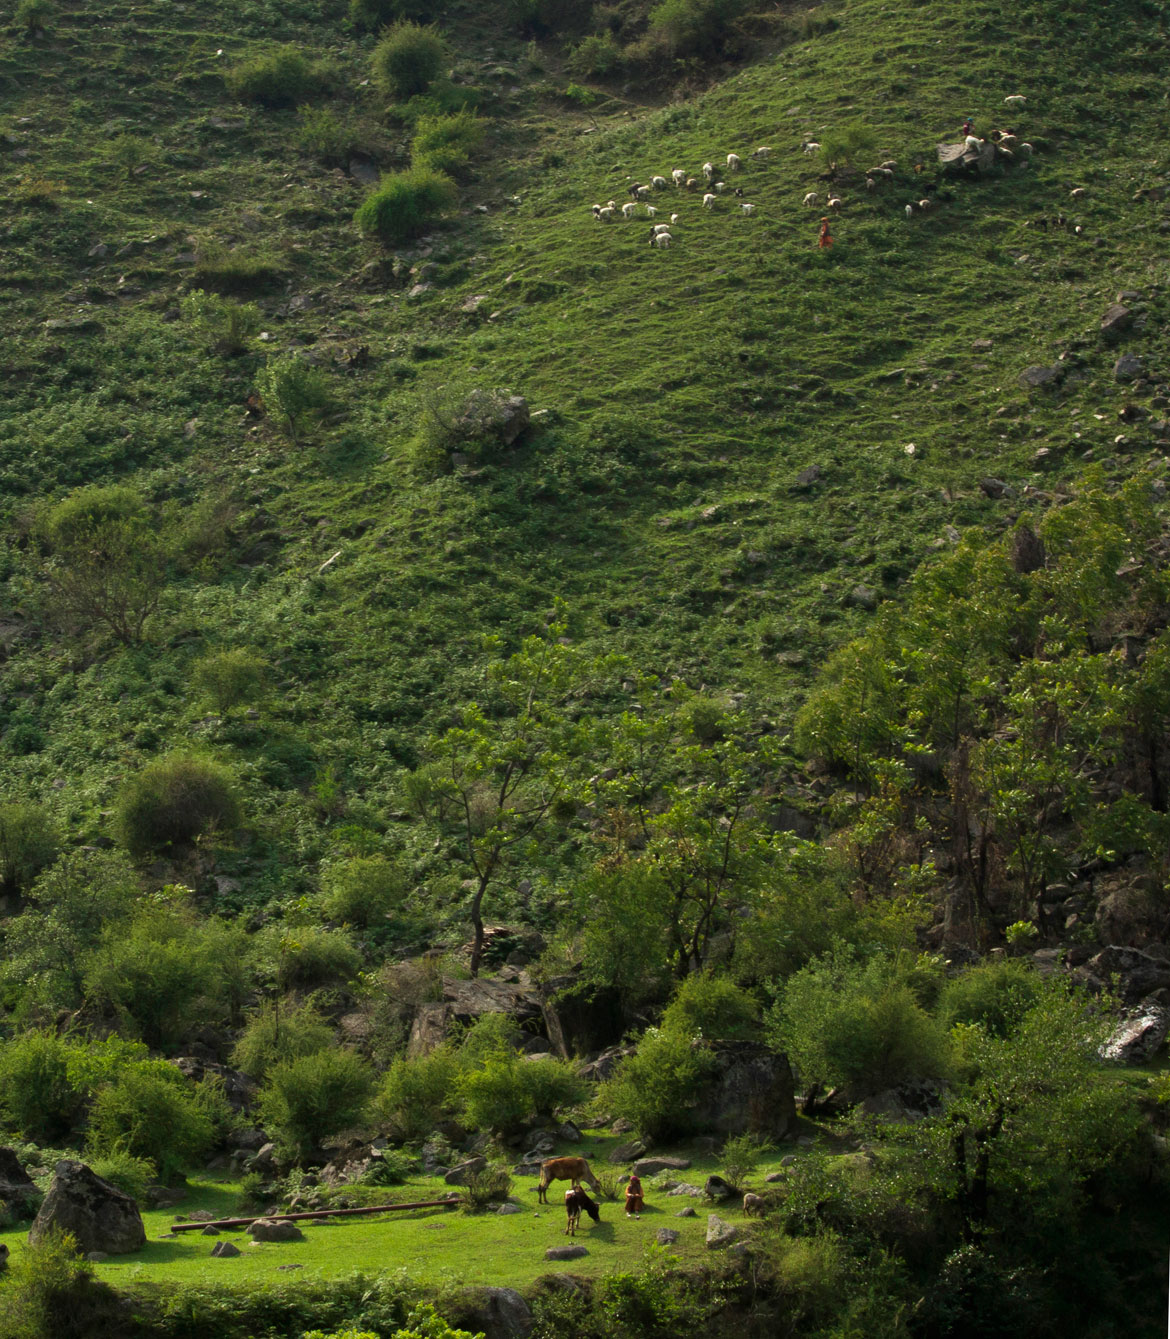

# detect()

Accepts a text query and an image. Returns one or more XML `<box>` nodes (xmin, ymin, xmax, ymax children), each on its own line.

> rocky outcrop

<box><xmin>706</xmin><ymin>1214</ymin><xmax>738</xmax><ymax>1249</ymax></box>
<box><xmin>1100</xmin><ymin>998</ymin><xmax>1170</xmax><ymax>1063</ymax></box>
<box><xmin>689</xmin><ymin>1042</ymin><xmax>798</xmax><ymax>1140</ymax></box>
<box><xmin>445</xmin><ymin>1157</ymin><xmax>488</xmax><ymax>1185</ymax></box>
<box><xmin>28</xmin><ymin>1161</ymin><xmax>145</xmax><ymax>1256</ymax></box>
<box><xmin>409</xmin><ymin>976</ymin><xmax>545</xmax><ymax>1056</ymax></box>
<box><xmin>632</xmin><ymin>1157</ymin><xmax>691</xmax><ymax>1177</ymax></box>
<box><xmin>0</xmin><ymin>1148</ymin><xmax>38</xmax><ymax>1218</ymax></box>
<box><xmin>450</xmin><ymin>1287</ymin><xmax>533</xmax><ymax>1339</ymax></box>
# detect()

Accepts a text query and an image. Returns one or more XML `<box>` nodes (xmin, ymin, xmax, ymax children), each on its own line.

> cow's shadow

<box><xmin>585</xmin><ymin>1221</ymin><xmax>617</xmax><ymax>1244</ymax></box>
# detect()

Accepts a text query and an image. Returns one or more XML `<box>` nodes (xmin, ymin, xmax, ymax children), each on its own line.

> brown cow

<box><xmin>564</xmin><ymin>1186</ymin><xmax>601</xmax><ymax>1236</ymax></box>
<box><xmin>537</xmin><ymin>1156</ymin><xmax>601</xmax><ymax>1204</ymax></box>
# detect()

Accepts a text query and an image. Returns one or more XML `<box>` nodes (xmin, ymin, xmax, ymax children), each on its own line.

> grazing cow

<box><xmin>564</xmin><ymin>1186</ymin><xmax>602</xmax><ymax>1236</ymax></box>
<box><xmin>537</xmin><ymin>1155</ymin><xmax>601</xmax><ymax>1204</ymax></box>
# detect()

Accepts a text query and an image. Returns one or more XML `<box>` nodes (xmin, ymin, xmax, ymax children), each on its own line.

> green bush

<box><xmin>191</xmin><ymin>647</ymin><xmax>266</xmax><ymax>715</ymax></box>
<box><xmin>190</xmin><ymin>240</ymin><xmax>289</xmax><ymax>296</ymax></box>
<box><xmin>87</xmin><ymin>1065</ymin><xmax>216</xmax><ymax>1183</ymax></box>
<box><xmin>87</xmin><ymin>1151</ymin><xmax>156</xmax><ymax>1201</ymax></box>
<box><xmin>225</xmin><ymin>45</ymin><xmax>333</xmax><ymax>108</ymax></box>
<box><xmin>462</xmin><ymin>1162</ymin><xmax>513</xmax><ymax>1209</ymax></box>
<box><xmin>0</xmin><ymin>802</ymin><xmax>59</xmax><ymax>899</ymax></box>
<box><xmin>295</xmin><ymin>106</ymin><xmax>375</xmax><ymax>167</ymax></box>
<box><xmin>347</xmin><ymin>0</ymin><xmax>429</xmax><ymax>31</ymax></box>
<box><xmin>114</xmin><ymin>752</ymin><xmax>241</xmax><ymax>856</ymax></box>
<box><xmin>1</xmin><ymin>1228</ymin><xmax>127</xmax><ymax>1339</ymax></box>
<box><xmin>321</xmin><ymin>855</ymin><xmax>410</xmax><ymax>927</ymax></box>
<box><xmin>719</xmin><ymin>1132</ymin><xmax>763</xmax><ymax>1191</ymax></box>
<box><xmin>565</xmin><ymin>32</ymin><xmax>624</xmax><ymax>77</ymax></box>
<box><xmin>372</xmin><ymin>23</ymin><xmax>447</xmax><ymax>100</ymax></box>
<box><xmin>767</xmin><ymin>950</ymin><xmax>950</xmax><ymax>1097</ymax></box>
<box><xmin>258</xmin><ymin>1048</ymin><xmax>376</xmax><ymax>1159</ymax></box>
<box><xmin>274</xmin><ymin>925</ymin><xmax>363</xmax><ymax>991</ymax></box>
<box><xmin>374</xmin><ymin>1046</ymin><xmax>460</xmax><ymax>1141</ymax></box>
<box><xmin>660</xmin><ymin>972</ymin><xmax>759</xmax><ymax>1041</ymax></box>
<box><xmin>180</xmin><ymin>289</ymin><xmax>260</xmax><ymax>356</ymax></box>
<box><xmin>647</xmin><ymin>0</ymin><xmax>746</xmax><ymax>56</ymax></box>
<box><xmin>938</xmin><ymin>960</ymin><xmax>1042</xmax><ymax>1038</ymax></box>
<box><xmin>599</xmin><ymin>1028</ymin><xmax>718</xmax><ymax>1142</ymax></box>
<box><xmin>257</xmin><ymin>353</ymin><xmax>334</xmax><ymax>444</ymax></box>
<box><xmin>410</xmin><ymin>111</ymin><xmax>485</xmax><ymax>179</ymax></box>
<box><xmin>354</xmin><ymin>166</ymin><xmax>458</xmax><ymax>246</ymax></box>
<box><xmin>16</xmin><ymin>0</ymin><xmax>54</xmax><ymax>34</ymax></box>
<box><xmin>231</xmin><ymin>1000</ymin><xmax>335</xmax><ymax>1081</ymax></box>
<box><xmin>457</xmin><ymin>1052</ymin><xmax>585</xmax><ymax>1136</ymax></box>
<box><xmin>0</xmin><ymin>1032</ymin><xmax>86</xmax><ymax>1144</ymax></box>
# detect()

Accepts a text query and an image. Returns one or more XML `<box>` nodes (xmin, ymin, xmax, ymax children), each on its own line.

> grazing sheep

<box><xmin>727</xmin><ymin>152</ymin><xmax>741</xmax><ymax>171</ymax></box>
<box><xmin>646</xmin><ymin>205</ymin><xmax>657</xmax><ymax>217</ymax></box>
<box><xmin>866</xmin><ymin>176</ymin><xmax>876</xmax><ymax>192</ymax></box>
<box><xmin>905</xmin><ymin>203</ymin><xmax>915</xmax><ymax>217</ymax></box>
<box><xmin>628</xmin><ymin>183</ymin><xmax>642</xmax><ymax>200</ymax></box>
<box><xmin>653</xmin><ymin>222</ymin><xmax>671</xmax><ymax>233</ymax></box>
<box><xmin>636</xmin><ymin>185</ymin><xmax>653</xmax><ymax>199</ymax></box>
<box><xmin>733</xmin><ymin>187</ymin><xmax>744</xmax><ymax>197</ymax></box>
<box><xmin>743</xmin><ymin>1193</ymin><xmax>766</xmax><ymax>1218</ymax></box>
<box><xmin>702</xmin><ymin>193</ymin><xmax>716</xmax><ymax>209</ymax></box>
<box><xmin>826</xmin><ymin>196</ymin><xmax>843</xmax><ymax>209</ymax></box>
<box><xmin>964</xmin><ymin>135</ymin><xmax>983</xmax><ymax>151</ymax></box>
<box><xmin>995</xmin><ymin>132</ymin><xmax>1018</xmax><ymax>148</ymax></box>
<box><xmin>917</xmin><ymin>198</ymin><xmax>933</xmax><ymax>210</ymax></box>
<box><xmin>607</xmin><ymin>200</ymin><xmax>617</xmax><ymax>209</ymax></box>
<box><xmin>702</xmin><ymin>161</ymin><xmax>716</xmax><ymax>181</ymax></box>
<box><xmin>670</xmin><ymin>213</ymin><xmax>680</xmax><ymax>224</ymax></box>
<box><xmin>685</xmin><ymin>177</ymin><xmax>699</xmax><ymax>191</ymax></box>
<box><xmin>621</xmin><ymin>202</ymin><xmax>637</xmax><ymax>219</ymax></box>
<box><xmin>751</xmin><ymin>146</ymin><xmax>771</xmax><ymax>160</ymax></box>
<box><xmin>1070</xmin><ymin>187</ymin><xmax>1086</xmax><ymax>199</ymax></box>
<box><xmin>652</xmin><ymin>231</ymin><xmax>672</xmax><ymax>248</ymax></box>
<box><xmin>802</xmin><ymin>140</ymin><xmax>821</xmax><ymax>153</ymax></box>
<box><xmin>651</xmin><ymin>175</ymin><xmax>668</xmax><ymax>190</ymax></box>
<box><xmin>671</xmin><ymin>168</ymin><xmax>686</xmax><ymax>187</ymax></box>
<box><xmin>880</xmin><ymin>159</ymin><xmax>897</xmax><ymax>171</ymax></box>
<box><xmin>741</xmin><ymin>202</ymin><xmax>754</xmax><ymax>214</ymax></box>
<box><xmin>802</xmin><ymin>191</ymin><xmax>819</xmax><ymax>207</ymax></box>
<box><xmin>998</xmin><ymin>148</ymin><xmax>1014</xmax><ymax>161</ymax></box>
<box><xmin>1019</xmin><ymin>141</ymin><xmax>1034</xmax><ymax>155</ymax></box>
<box><xmin>868</xmin><ymin>167</ymin><xmax>893</xmax><ymax>179</ymax></box>
<box><xmin>714</xmin><ymin>181</ymin><xmax>726</xmax><ymax>193</ymax></box>
<box><xmin>1004</xmin><ymin>94</ymin><xmax>1027</xmax><ymax>107</ymax></box>
<box><xmin>597</xmin><ymin>206</ymin><xmax>615</xmax><ymax>221</ymax></box>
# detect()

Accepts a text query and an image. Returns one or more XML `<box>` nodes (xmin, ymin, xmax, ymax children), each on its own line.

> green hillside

<box><xmin>1</xmin><ymin>0</ymin><xmax>1170</xmax><ymax>1331</ymax></box>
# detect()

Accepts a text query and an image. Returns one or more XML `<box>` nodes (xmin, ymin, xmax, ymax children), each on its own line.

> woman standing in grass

<box><xmin>625</xmin><ymin>1173</ymin><xmax>644</xmax><ymax>1218</ymax></box>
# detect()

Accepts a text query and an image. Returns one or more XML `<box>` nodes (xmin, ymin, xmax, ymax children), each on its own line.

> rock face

<box><xmin>858</xmin><ymin>1080</ymin><xmax>946</xmax><ymax>1123</ymax></box>
<box><xmin>248</xmin><ymin>1218</ymin><xmax>305</xmax><ymax>1242</ymax></box>
<box><xmin>706</xmin><ymin>1214</ymin><xmax>738</xmax><ymax>1249</ymax></box>
<box><xmin>1101</xmin><ymin>304</ymin><xmax>1134</xmax><ymax>340</ymax></box>
<box><xmin>689</xmin><ymin>1042</ymin><xmax>798</xmax><ymax>1140</ymax></box>
<box><xmin>28</xmin><ymin>1161</ymin><xmax>145</xmax><ymax>1256</ymax></box>
<box><xmin>409</xmin><ymin>976</ymin><xmax>545</xmax><ymax>1056</ymax></box>
<box><xmin>1114</xmin><ymin>353</ymin><xmax>1145</xmax><ymax>381</ymax></box>
<box><xmin>451</xmin><ymin>1286</ymin><xmax>533</xmax><ymax>1339</ymax></box>
<box><xmin>450</xmin><ymin>389</ymin><xmax>530</xmax><ymax>448</ymax></box>
<box><xmin>1081</xmin><ymin>946</ymin><xmax>1170</xmax><ymax>1001</ymax></box>
<box><xmin>0</xmin><ymin>1148</ymin><xmax>38</xmax><ymax>1218</ymax></box>
<box><xmin>1100</xmin><ymin>1000</ymin><xmax>1170</xmax><ymax>1063</ymax></box>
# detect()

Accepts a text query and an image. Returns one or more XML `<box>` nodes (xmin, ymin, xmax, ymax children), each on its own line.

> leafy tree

<box><xmin>114</xmin><ymin>752</ymin><xmax>241</xmax><ymax>857</ymax></box>
<box><xmin>86</xmin><ymin>1063</ymin><xmax>217</xmax><ymax>1182</ymax></box>
<box><xmin>0</xmin><ymin>802</ymin><xmax>59</xmax><ymax>900</ymax></box>
<box><xmin>231</xmin><ymin>999</ymin><xmax>335</xmax><ymax>1082</ymax></box>
<box><xmin>766</xmin><ymin>948</ymin><xmax>949</xmax><ymax>1097</ymax></box>
<box><xmin>180</xmin><ymin>289</ymin><xmax>261</xmax><ymax>356</ymax></box>
<box><xmin>659</xmin><ymin>971</ymin><xmax>759</xmax><ymax>1040</ymax></box>
<box><xmin>371</xmin><ymin>23</ymin><xmax>447</xmax><ymax>99</ymax></box>
<box><xmin>0</xmin><ymin>1031</ymin><xmax>85</xmax><ymax>1144</ymax></box>
<box><xmin>599</xmin><ymin>1027</ymin><xmax>718</xmax><ymax>1142</ymax></box>
<box><xmin>454</xmin><ymin>1019</ymin><xmax>585</xmax><ymax>1135</ymax></box>
<box><xmin>191</xmin><ymin>647</ymin><xmax>266</xmax><ymax>715</ymax></box>
<box><xmin>256</xmin><ymin>354</ymin><xmax>334</xmax><ymax>444</ymax></box>
<box><xmin>35</xmin><ymin>485</ymin><xmax>168</xmax><ymax>646</ymax></box>
<box><xmin>405</xmin><ymin>612</ymin><xmax>589</xmax><ymax>975</ymax></box>
<box><xmin>258</xmin><ymin>1048</ymin><xmax>376</xmax><ymax>1159</ymax></box>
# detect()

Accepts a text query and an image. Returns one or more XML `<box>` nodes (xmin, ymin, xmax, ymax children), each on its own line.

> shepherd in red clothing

<box><xmin>818</xmin><ymin>217</ymin><xmax>833</xmax><ymax>248</ymax></box>
<box><xmin>625</xmin><ymin>1173</ymin><xmax>645</xmax><ymax>1218</ymax></box>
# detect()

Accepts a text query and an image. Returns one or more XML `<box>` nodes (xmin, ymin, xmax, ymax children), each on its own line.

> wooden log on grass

<box><xmin>171</xmin><ymin>1195</ymin><xmax>462</xmax><ymax>1232</ymax></box>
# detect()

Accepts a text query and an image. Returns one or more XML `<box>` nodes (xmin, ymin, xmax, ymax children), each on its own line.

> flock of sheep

<box><xmin>589</xmin><ymin>147</ymin><xmax>768</xmax><ymax>248</ymax></box>
<box><xmin>587</xmin><ymin>96</ymin><xmax>1043</xmax><ymax>249</ymax></box>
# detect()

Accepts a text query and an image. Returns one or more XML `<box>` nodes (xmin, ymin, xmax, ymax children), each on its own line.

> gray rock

<box><xmin>848</xmin><ymin>585</ymin><xmax>878</xmax><ymax>611</ymax></box>
<box><xmin>793</xmin><ymin>464</ymin><xmax>822</xmax><ymax>487</ymax></box>
<box><xmin>452</xmin><ymin>1286</ymin><xmax>533</xmax><ymax>1339</ymax></box>
<box><xmin>545</xmin><ymin>1245</ymin><xmax>588</xmax><ymax>1260</ymax></box>
<box><xmin>276</xmin><ymin>1263</ymin><xmax>304</xmax><ymax>1271</ymax></box>
<box><xmin>497</xmin><ymin>1203</ymin><xmax>524</xmax><ymax>1215</ymax></box>
<box><xmin>1115</xmin><ymin>353</ymin><xmax>1145</xmax><ymax>382</ymax></box>
<box><xmin>0</xmin><ymin>1148</ymin><xmax>37</xmax><ymax>1217</ymax></box>
<box><xmin>689</xmin><ymin>1041</ymin><xmax>798</xmax><ymax>1141</ymax></box>
<box><xmin>348</xmin><ymin>157</ymin><xmax>380</xmax><ymax>186</ymax></box>
<box><xmin>675</xmin><ymin>1206</ymin><xmax>697</xmax><ymax>1217</ymax></box>
<box><xmin>246</xmin><ymin>1143</ymin><xmax>277</xmax><ymax>1172</ymax></box>
<box><xmin>445</xmin><ymin>1157</ymin><xmax>488</xmax><ymax>1186</ymax></box>
<box><xmin>42</xmin><ymin>318</ymin><xmax>103</xmax><ymax>335</ymax></box>
<box><xmin>1100</xmin><ymin>1002</ymin><xmax>1170</xmax><ymax>1063</ymax></box>
<box><xmin>607</xmin><ymin>1141</ymin><xmax>647</xmax><ymax>1164</ymax></box>
<box><xmin>656</xmin><ymin>1228</ymin><xmax>681</xmax><ymax>1245</ymax></box>
<box><xmin>706</xmin><ymin>1214</ymin><xmax>738</xmax><ymax>1249</ymax></box>
<box><xmin>248</xmin><ymin>1218</ymin><xmax>305</xmax><ymax>1242</ymax></box>
<box><xmin>1101</xmin><ymin>304</ymin><xmax>1134</xmax><ymax>340</ymax></box>
<box><xmin>0</xmin><ymin>1243</ymin><xmax>8</xmax><ymax>1269</ymax></box>
<box><xmin>28</xmin><ymin>1161</ymin><xmax>145</xmax><ymax>1256</ymax></box>
<box><xmin>210</xmin><ymin>1240</ymin><xmax>241</xmax><ymax>1257</ymax></box>
<box><xmin>979</xmin><ymin>477</ymin><xmax>1012</xmax><ymax>499</ymax></box>
<box><xmin>764</xmin><ymin>1171</ymin><xmax>786</xmax><ymax>1183</ymax></box>
<box><xmin>200</xmin><ymin>1226</ymin><xmax>221</xmax><ymax>1236</ymax></box>
<box><xmin>858</xmin><ymin>1080</ymin><xmax>946</xmax><ymax>1123</ymax></box>
<box><xmin>86</xmin><ymin>1251</ymin><xmax>108</xmax><ymax>1262</ymax></box>
<box><xmin>632</xmin><ymin>1157</ymin><xmax>691</xmax><ymax>1177</ymax></box>
<box><xmin>780</xmin><ymin>1155</ymin><xmax>796</xmax><ymax>1167</ymax></box>
<box><xmin>705</xmin><ymin>1175</ymin><xmax>736</xmax><ymax>1201</ymax></box>
<box><xmin>666</xmin><ymin>1183</ymin><xmax>704</xmax><ymax>1197</ymax></box>
<box><xmin>1018</xmin><ymin>364</ymin><xmax>1061</xmax><ymax>388</ymax></box>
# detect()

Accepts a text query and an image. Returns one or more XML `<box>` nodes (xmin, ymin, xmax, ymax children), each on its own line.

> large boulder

<box><xmin>445</xmin><ymin>1157</ymin><xmax>488</xmax><ymax>1186</ymax></box>
<box><xmin>1100</xmin><ymin>999</ymin><xmax>1170</xmax><ymax>1064</ymax></box>
<box><xmin>689</xmin><ymin>1042</ymin><xmax>797</xmax><ymax>1140</ymax></box>
<box><xmin>449</xmin><ymin>1286</ymin><xmax>533</xmax><ymax>1339</ymax></box>
<box><xmin>409</xmin><ymin>976</ymin><xmax>545</xmax><ymax>1057</ymax></box>
<box><xmin>632</xmin><ymin>1157</ymin><xmax>691</xmax><ymax>1177</ymax></box>
<box><xmin>249</xmin><ymin>1218</ymin><xmax>305</xmax><ymax>1242</ymax></box>
<box><xmin>28</xmin><ymin>1161</ymin><xmax>145</xmax><ymax>1256</ymax></box>
<box><xmin>706</xmin><ymin>1214</ymin><xmax>738</xmax><ymax>1250</ymax></box>
<box><xmin>0</xmin><ymin>1148</ymin><xmax>38</xmax><ymax>1218</ymax></box>
<box><xmin>541</xmin><ymin>979</ymin><xmax>626</xmax><ymax>1058</ymax></box>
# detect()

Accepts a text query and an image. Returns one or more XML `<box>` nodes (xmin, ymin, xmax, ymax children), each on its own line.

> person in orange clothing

<box><xmin>818</xmin><ymin>217</ymin><xmax>833</xmax><ymax>248</ymax></box>
<box><xmin>625</xmin><ymin>1173</ymin><xmax>645</xmax><ymax>1218</ymax></box>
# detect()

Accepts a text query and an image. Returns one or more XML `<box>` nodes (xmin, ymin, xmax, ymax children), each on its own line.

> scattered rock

<box><xmin>1100</xmin><ymin>1000</ymin><xmax>1170</xmax><ymax>1063</ymax></box>
<box><xmin>0</xmin><ymin>1148</ymin><xmax>38</xmax><ymax>1217</ymax></box>
<box><xmin>793</xmin><ymin>464</ymin><xmax>822</xmax><ymax>487</ymax></box>
<box><xmin>1114</xmin><ymin>353</ymin><xmax>1145</xmax><ymax>382</ymax></box>
<box><xmin>87</xmin><ymin>243</ymin><xmax>108</xmax><ymax>259</ymax></box>
<box><xmin>497</xmin><ymin>1203</ymin><xmax>524</xmax><ymax>1215</ymax></box>
<box><xmin>858</xmin><ymin>1080</ymin><xmax>946</xmax><ymax>1123</ymax></box>
<box><xmin>545</xmin><ymin>1245</ymin><xmax>588</xmax><ymax>1260</ymax></box>
<box><xmin>979</xmin><ymin>477</ymin><xmax>1012</xmax><ymax>499</ymax></box>
<box><xmin>445</xmin><ymin>1157</ymin><xmax>488</xmax><ymax>1186</ymax></box>
<box><xmin>675</xmin><ymin>1206</ymin><xmax>697</xmax><ymax>1217</ymax></box>
<box><xmin>86</xmin><ymin>1251</ymin><xmax>108</xmax><ymax>1262</ymax></box>
<box><xmin>43</xmin><ymin>318</ymin><xmax>103</xmax><ymax>335</ymax></box>
<box><xmin>704</xmin><ymin>1175</ymin><xmax>736</xmax><ymax>1201</ymax></box>
<box><xmin>706</xmin><ymin>1214</ymin><xmax>738</xmax><ymax>1249</ymax></box>
<box><xmin>210</xmin><ymin>1240</ymin><xmax>241</xmax><ymax>1258</ymax></box>
<box><xmin>632</xmin><ymin>1158</ymin><xmax>691</xmax><ymax>1177</ymax></box>
<box><xmin>276</xmin><ymin>1263</ymin><xmax>304</xmax><ymax>1271</ymax></box>
<box><xmin>348</xmin><ymin>157</ymin><xmax>380</xmax><ymax>186</ymax></box>
<box><xmin>1101</xmin><ymin>304</ymin><xmax>1135</xmax><ymax>340</ymax></box>
<box><xmin>848</xmin><ymin>585</ymin><xmax>878</xmax><ymax>611</ymax></box>
<box><xmin>1019</xmin><ymin>364</ymin><xmax>1061</xmax><ymax>389</ymax></box>
<box><xmin>656</xmin><ymin>1229</ymin><xmax>680</xmax><ymax>1245</ymax></box>
<box><xmin>200</xmin><ymin>1226</ymin><xmax>221</xmax><ymax>1236</ymax></box>
<box><xmin>667</xmin><ymin>1184</ymin><xmax>704</xmax><ymax>1197</ymax></box>
<box><xmin>764</xmin><ymin>1171</ymin><xmax>786</xmax><ymax>1184</ymax></box>
<box><xmin>607</xmin><ymin>1141</ymin><xmax>647</xmax><ymax>1164</ymax></box>
<box><xmin>248</xmin><ymin>1218</ymin><xmax>305</xmax><ymax>1243</ymax></box>
<box><xmin>972</xmin><ymin>339</ymin><xmax>993</xmax><ymax>352</ymax></box>
<box><xmin>28</xmin><ymin>1161</ymin><xmax>145</xmax><ymax>1256</ymax></box>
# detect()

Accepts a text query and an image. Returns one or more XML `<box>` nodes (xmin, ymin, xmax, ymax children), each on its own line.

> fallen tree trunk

<box><xmin>171</xmin><ymin>1196</ymin><xmax>461</xmax><ymax>1232</ymax></box>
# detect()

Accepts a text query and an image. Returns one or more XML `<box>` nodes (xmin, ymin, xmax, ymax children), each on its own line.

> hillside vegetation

<box><xmin>1</xmin><ymin>0</ymin><xmax>1170</xmax><ymax>1332</ymax></box>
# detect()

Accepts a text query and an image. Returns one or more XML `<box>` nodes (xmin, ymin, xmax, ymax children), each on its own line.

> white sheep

<box><xmin>1070</xmin><ymin>187</ymin><xmax>1086</xmax><ymax>199</ymax></box>
<box><xmin>670</xmin><ymin>213</ymin><xmax>680</xmax><ymax>224</ymax></box>
<box><xmin>741</xmin><ymin>202</ymin><xmax>754</xmax><ymax>214</ymax></box>
<box><xmin>726</xmin><ymin>152</ymin><xmax>741</xmax><ymax>171</ymax></box>
<box><xmin>714</xmin><ymin>181</ymin><xmax>726</xmax><ymax>193</ymax></box>
<box><xmin>826</xmin><ymin>196</ymin><xmax>843</xmax><ymax>209</ymax></box>
<box><xmin>751</xmin><ymin>146</ymin><xmax>771</xmax><ymax>160</ymax></box>
<box><xmin>671</xmin><ymin>168</ymin><xmax>686</xmax><ymax>187</ymax></box>
<box><xmin>904</xmin><ymin>203</ymin><xmax>915</xmax><ymax>218</ymax></box>
<box><xmin>685</xmin><ymin>177</ymin><xmax>699</xmax><ymax>191</ymax></box>
<box><xmin>880</xmin><ymin>159</ymin><xmax>897</xmax><ymax>170</ymax></box>
<box><xmin>645</xmin><ymin>205</ymin><xmax>657</xmax><ymax>217</ymax></box>
<box><xmin>702</xmin><ymin>193</ymin><xmax>716</xmax><ymax>209</ymax></box>
<box><xmin>964</xmin><ymin>135</ymin><xmax>982</xmax><ymax>151</ymax></box>
<box><xmin>802</xmin><ymin>191</ymin><xmax>819</xmax><ymax>207</ymax></box>
<box><xmin>702</xmin><ymin>161</ymin><xmax>715</xmax><ymax>181</ymax></box>
<box><xmin>802</xmin><ymin>140</ymin><xmax>820</xmax><ymax>154</ymax></box>
<box><xmin>917</xmin><ymin>198</ymin><xmax>933</xmax><ymax>210</ymax></box>
<box><xmin>653</xmin><ymin>222</ymin><xmax>671</xmax><ymax>234</ymax></box>
<box><xmin>1018</xmin><ymin>142</ymin><xmax>1034</xmax><ymax>156</ymax></box>
<box><xmin>636</xmin><ymin>185</ymin><xmax>653</xmax><ymax>199</ymax></box>
<box><xmin>597</xmin><ymin>206</ymin><xmax>615</xmax><ymax>221</ymax></box>
<box><xmin>865</xmin><ymin>177</ymin><xmax>875</xmax><ymax>192</ymax></box>
<box><xmin>651</xmin><ymin>175</ymin><xmax>668</xmax><ymax>190</ymax></box>
<box><xmin>621</xmin><ymin>202</ymin><xmax>637</xmax><ymax>219</ymax></box>
<box><xmin>1004</xmin><ymin>94</ymin><xmax>1027</xmax><ymax>107</ymax></box>
<box><xmin>652</xmin><ymin>231</ymin><xmax>672</xmax><ymax>247</ymax></box>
